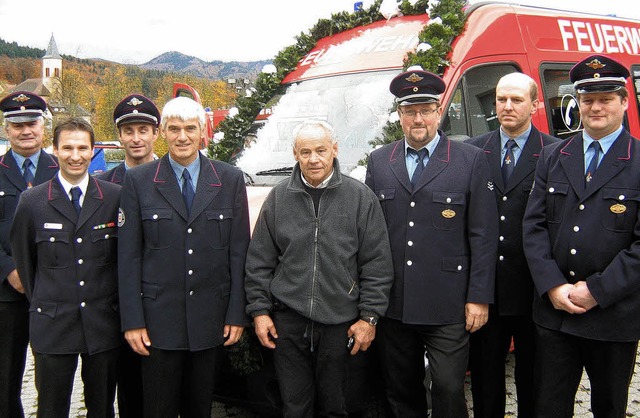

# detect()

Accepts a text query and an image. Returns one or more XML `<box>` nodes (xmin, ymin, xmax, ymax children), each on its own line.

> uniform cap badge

<box><xmin>13</xmin><ymin>94</ymin><xmax>30</xmax><ymax>103</ymax></box>
<box><xmin>406</xmin><ymin>73</ymin><xmax>424</xmax><ymax>83</ymax></box>
<box><xmin>127</xmin><ymin>97</ymin><xmax>144</xmax><ymax>107</ymax></box>
<box><xmin>586</xmin><ymin>59</ymin><xmax>605</xmax><ymax>70</ymax></box>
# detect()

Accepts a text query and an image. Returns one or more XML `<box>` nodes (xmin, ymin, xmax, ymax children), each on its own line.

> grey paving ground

<box><xmin>20</xmin><ymin>346</ymin><xmax>640</xmax><ymax>417</ymax></box>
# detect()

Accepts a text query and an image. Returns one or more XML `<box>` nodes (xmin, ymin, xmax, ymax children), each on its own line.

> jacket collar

<box><xmin>152</xmin><ymin>154</ymin><xmax>222</xmax><ymax>222</ymax></box>
<box><xmin>560</xmin><ymin>130</ymin><xmax>632</xmax><ymax>201</ymax></box>
<box><xmin>388</xmin><ymin>131</ymin><xmax>450</xmax><ymax>194</ymax></box>
<box><xmin>47</xmin><ymin>175</ymin><xmax>105</xmax><ymax>229</ymax></box>
<box><xmin>288</xmin><ymin>158</ymin><xmax>343</xmax><ymax>192</ymax></box>
<box><xmin>106</xmin><ymin>163</ymin><xmax>126</xmax><ymax>183</ymax></box>
<box><xmin>479</xmin><ymin>126</ymin><xmax>545</xmax><ymax>192</ymax></box>
<box><xmin>0</xmin><ymin>149</ymin><xmax>58</xmax><ymax>191</ymax></box>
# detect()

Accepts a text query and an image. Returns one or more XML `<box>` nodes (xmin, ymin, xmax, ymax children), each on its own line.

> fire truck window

<box><xmin>442</xmin><ymin>85</ymin><xmax>466</xmax><ymax>141</ymax></box>
<box><xmin>442</xmin><ymin>64</ymin><xmax>518</xmax><ymax>140</ymax></box>
<box><xmin>540</xmin><ymin>68</ymin><xmax>581</xmax><ymax>140</ymax></box>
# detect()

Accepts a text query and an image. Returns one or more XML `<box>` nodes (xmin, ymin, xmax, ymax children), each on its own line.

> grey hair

<box><xmin>160</xmin><ymin>97</ymin><xmax>206</xmax><ymax>130</ymax></box>
<box><xmin>292</xmin><ymin>119</ymin><xmax>337</xmax><ymax>148</ymax></box>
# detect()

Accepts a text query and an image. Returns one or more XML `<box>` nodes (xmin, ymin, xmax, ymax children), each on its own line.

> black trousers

<box><xmin>0</xmin><ymin>300</ymin><xmax>29</xmax><ymax>418</ymax></box>
<box><xmin>140</xmin><ymin>346</ymin><xmax>218</xmax><ymax>418</ymax></box>
<box><xmin>272</xmin><ymin>308</ymin><xmax>351</xmax><ymax>418</ymax></box>
<box><xmin>469</xmin><ymin>311</ymin><xmax>535</xmax><ymax>418</ymax></box>
<box><xmin>378</xmin><ymin>318</ymin><xmax>470</xmax><ymax>418</ymax></box>
<box><xmin>33</xmin><ymin>348</ymin><xmax>119</xmax><ymax>418</ymax></box>
<box><xmin>534</xmin><ymin>325</ymin><xmax>637</xmax><ymax>418</ymax></box>
<box><xmin>117</xmin><ymin>341</ymin><xmax>143</xmax><ymax>418</ymax></box>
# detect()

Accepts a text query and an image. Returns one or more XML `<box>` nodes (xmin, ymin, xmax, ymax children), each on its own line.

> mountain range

<box><xmin>139</xmin><ymin>51</ymin><xmax>272</xmax><ymax>81</ymax></box>
<box><xmin>0</xmin><ymin>38</ymin><xmax>271</xmax><ymax>82</ymax></box>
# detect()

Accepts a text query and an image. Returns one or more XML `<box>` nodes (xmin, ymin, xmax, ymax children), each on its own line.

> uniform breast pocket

<box><xmin>206</xmin><ymin>208</ymin><xmax>233</xmax><ymax>249</ymax></box>
<box><xmin>432</xmin><ymin>191</ymin><xmax>465</xmax><ymax>231</ymax></box>
<box><xmin>601</xmin><ymin>188</ymin><xmax>640</xmax><ymax>232</ymax></box>
<box><xmin>141</xmin><ymin>208</ymin><xmax>173</xmax><ymax>249</ymax></box>
<box><xmin>545</xmin><ymin>182</ymin><xmax>570</xmax><ymax>224</ymax></box>
<box><xmin>375</xmin><ymin>188</ymin><xmax>395</xmax><ymax>223</ymax></box>
<box><xmin>0</xmin><ymin>189</ymin><xmax>17</xmax><ymax>220</ymax></box>
<box><xmin>90</xmin><ymin>227</ymin><xmax>117</xmax><ymax>265</ymax></box>
<box><xmin>35</xmin><ymin>230</ymin><xmax>71</xmax><ymax>268</ymax></box>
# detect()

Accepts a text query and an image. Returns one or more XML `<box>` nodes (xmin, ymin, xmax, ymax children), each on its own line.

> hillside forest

<box><xmin>0</xmin><ymin>39</ymin><xmax>238</xmax><ymax>157</ymax></box>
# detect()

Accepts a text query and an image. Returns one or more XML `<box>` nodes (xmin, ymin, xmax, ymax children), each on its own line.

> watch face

<box><xmin>369</xmin><ymin>317</ymin><xmax>378</xmax><ymax>325</ymax></box>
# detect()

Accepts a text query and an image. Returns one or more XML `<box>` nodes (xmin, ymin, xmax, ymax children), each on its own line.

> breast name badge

<box><xmin>44</xmin><ymin>222</ymin><xmax>63</xmax><ymax>230</ymax></box>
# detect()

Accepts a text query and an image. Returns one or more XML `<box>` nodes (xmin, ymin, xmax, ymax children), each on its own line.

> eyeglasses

<box><xmin>401</xmin><ymin>108</ymin><xmax>439</xmax><ymax>118</ymax></box>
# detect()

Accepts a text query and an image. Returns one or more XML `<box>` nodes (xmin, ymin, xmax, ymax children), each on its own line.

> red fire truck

<box><xmin>235</xmin><ymin>2</ymin><xmax>640</xmax><ymax>186</ymax></box>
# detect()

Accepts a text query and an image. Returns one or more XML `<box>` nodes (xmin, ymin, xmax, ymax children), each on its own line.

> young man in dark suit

<box><xmin>0</xmin><ymin>91</ymin><xmax>58</xmax><ymax>418</ymax></box>
<box><xmin>96</xmin><ymin>93</ymin><xmax>160</xmax><ymax>418</ymax></box>
<box><xmin>365</xmin><ymin>68</ymin><xmax>499</xmax><ymax>417</ymax></box>
<box><xmin>118</xmin><ymin>97</ymin><xmax>251</xmax><ymax>418</ymax></box>
<box><xmin>11</xmin><ymin>117</ymin><xmax>122</xmax><ymax>417</ymax></box>
<box><xmin>524</xmin><ymin>54</ymin><xmax>640</xmax><ymax>417</ymax></box>
<box><xmin>466</xmin><ymin>72</ymin><xmax>559</xmax><ymax>418</ymax></box>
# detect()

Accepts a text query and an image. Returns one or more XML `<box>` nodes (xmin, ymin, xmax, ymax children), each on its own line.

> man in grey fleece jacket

<box><xmin>245</xmin><ymin>120</ymin><xmax>393</xmax><ymax>417</ymax></box>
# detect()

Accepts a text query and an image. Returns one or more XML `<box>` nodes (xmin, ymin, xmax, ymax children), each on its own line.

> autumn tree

<box><xmin>0</xmin><ymin>56</ymin><xmax>39</xmax><ymax>84</ymax></box>
<box><xmin>93</xmin><ymin>66</ymin><xmax>142</xmax><ymax>142</ymax></box>
<box><xmin>59</xmin><ymin>67</ymin><xmax>96</xmax><ymax>115</ymax></box>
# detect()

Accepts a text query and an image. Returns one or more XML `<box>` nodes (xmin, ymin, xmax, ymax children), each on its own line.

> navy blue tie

<box><xmin>501</xmin><ymin>139</ymin><xmax>518</xmax><ymax>184</ymax></box>
<box><xmin>409</xmin><ymin>148</ymin><xmax>428</xmax><ymax>187</ymax></box>
<box><xmin>22</xmin><ymin>159</ymin><xmax>34</xmax><ymax>188</ymax></box>
<box><xmin>585</xmin><ymin>141</ymin><xmax>601</xmax><ymax>185</ymax></box>
<box><xmin>70</xmin><ymin>187</ymin><xmax>82</xmax><ymax>216</ymax></box>
<box><xmin>182</xmin><ymin>168</ymin><xmax>195</xmax><ymax>214</ymax></box>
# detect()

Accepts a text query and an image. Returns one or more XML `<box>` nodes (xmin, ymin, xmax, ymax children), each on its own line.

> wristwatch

<box><xmin>361</xmin><ymin>315</ymin><xmax>378</xmax><ymax>326</ymax></box>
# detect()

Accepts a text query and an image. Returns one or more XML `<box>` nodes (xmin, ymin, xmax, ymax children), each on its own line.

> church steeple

<box><xmin>42</xmin><ymin>34</ymin><xmax>62</xmax><ymax>79</ymax></box>
<box><xmin>42</xmin><ymin>34</ymin><xmax>62</xmax><ymax>101</ymax></box>
<box><xmin>43</xmin><ymin>34</ymin><xmax>62</xmax><ymax>59</ymax></box>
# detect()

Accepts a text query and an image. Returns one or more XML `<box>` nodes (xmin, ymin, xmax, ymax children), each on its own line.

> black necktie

<box><xmin>182</xmin><ymin>168</ymin><xmax>195</xmax><ymax>214</ymax></box>
<box><xmin>70</xmin><ymin>187</ymin><xmax>82</xmax><ymax>216</ymax></box>
<box><xmin>409</xmin><ymin>148</ymin><xmax>428</xmax><ymax>187</ymax></box>
<box><xmin>585</xmin><ymin>141</ymin><xmax>601</xmax><ymax>185</ymax></box>
<box><xmin>501</xmin><ymin>139</ymin><xmax>518</xmax><ymax>184</ymax></box>
<box><xmin>22</xmin><ymin>159</ymin><xmax>34</xmax><ymax>188</ymax></box>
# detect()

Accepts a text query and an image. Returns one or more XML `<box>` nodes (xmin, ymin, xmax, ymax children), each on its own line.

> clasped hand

<box><xmin>548</xmin><ymin>281</ymin><xmax>598</xmax><ymax>314</ymax></box>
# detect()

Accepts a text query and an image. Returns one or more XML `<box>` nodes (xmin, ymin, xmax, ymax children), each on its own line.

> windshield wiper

<box><xmin>256</xmin><ymin>167</ymin><xmax>294</xmax><ymax>176</ymax></box>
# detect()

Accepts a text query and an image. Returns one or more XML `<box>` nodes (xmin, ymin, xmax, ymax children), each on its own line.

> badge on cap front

<box><xmin>128</xmin><ymin>97</ymin><xmax>143</xmax><ymax>106</ymax></box>
<box><xmin>13</xmin><ymin>94</ymin><xmax>30</xmax><ymax>103</ymax></box>
<box><xmin>406</xmin><ymin>73</ymin><xmax>424</xmax><ymax>83</ymax></box>
<box><xmin>586</xmin><ymin>59</ymin><xmax>605</xmax><ymax>70</ymax></box>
